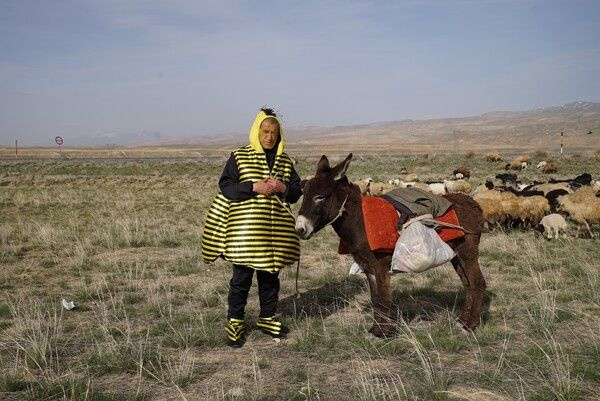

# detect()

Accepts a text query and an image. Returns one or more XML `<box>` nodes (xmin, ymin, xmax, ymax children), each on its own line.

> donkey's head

<box><xmin>295</xmin><ymin>153</ymin><xmax>353</xmax><ymax>239</ymax></box>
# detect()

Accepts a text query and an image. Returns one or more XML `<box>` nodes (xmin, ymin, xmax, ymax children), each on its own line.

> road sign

<box><xmin>55</xmin><ymin>136</ymin><xmax>64</xmax><ymax>146</ymax></box>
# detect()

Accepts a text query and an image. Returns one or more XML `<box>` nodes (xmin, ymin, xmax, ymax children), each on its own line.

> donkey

<box><xmin>295</xmin><ymin>154</ymin><xmax>487</xmax><ymax>337</ymax></box>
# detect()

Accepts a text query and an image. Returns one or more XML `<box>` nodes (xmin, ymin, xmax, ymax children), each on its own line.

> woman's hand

<box><xmin>266</xmin><ymin>177</ymin><xmax>287</xmax><ymax>194</ymax></box>
<box><xmin>253</xmin><ymin>180</ymin><xmax>274</xmax><ymax>196</ymax></box>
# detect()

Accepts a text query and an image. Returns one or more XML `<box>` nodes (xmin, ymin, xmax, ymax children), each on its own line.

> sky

<box><xmin>1</xmin><ymin>0</ymin><xmax>599</xmax><ymax>145</ymax></box>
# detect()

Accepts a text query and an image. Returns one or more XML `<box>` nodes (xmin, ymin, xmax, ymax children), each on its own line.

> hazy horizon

<box><xmin>2</xmin><ymin>1</ymin><xmax>600</xmax><ymax>146</ymax></box>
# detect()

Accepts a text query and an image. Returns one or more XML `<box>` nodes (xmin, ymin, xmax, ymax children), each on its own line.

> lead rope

<box><xmin>271</xmin><ymin>172</ymin><xmax>303</xmax><ymax>298</ymax></box>
<box><xmin>272</xmin><ymin>178</ymin><xmax>349</xmax><ymax>299</ymax></box>
<box><xmin>272</xmin><ymin>195</ymin><xmax>302</xmax><ymax>298</ymax></box>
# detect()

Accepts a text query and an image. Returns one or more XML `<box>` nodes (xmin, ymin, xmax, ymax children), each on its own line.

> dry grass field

<box><xmin>1</xmin><ymin>151</ymin><xmax>599</xmax><ymax>400</ymax></box>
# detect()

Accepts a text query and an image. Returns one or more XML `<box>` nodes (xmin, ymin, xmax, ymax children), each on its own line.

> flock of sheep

<box><xmin>355</xmin><ymin>156</ymin><xmax>600</xmax><ymax>239</ymax></box>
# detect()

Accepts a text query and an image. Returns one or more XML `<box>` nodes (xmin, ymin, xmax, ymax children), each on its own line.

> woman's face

<box><xmin>259</xmin><ymin>119</ymin><xmax>280</xmax><ymax>150</ymax></box>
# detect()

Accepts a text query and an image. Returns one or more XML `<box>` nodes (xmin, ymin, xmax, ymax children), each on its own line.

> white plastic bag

<box><xmin>391</xmin><ymin>221</ymin><xmax>455</xmax><ymax>273</ymax></box>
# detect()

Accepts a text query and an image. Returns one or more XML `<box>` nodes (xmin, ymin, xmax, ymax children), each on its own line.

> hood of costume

<box><xmin>201</xmin><ymin>110</ymin><xmax>299</xmax><ymax>272</ymax></box>
<box><xmin>248</xmin><ymin>110</ymin><xmax>285</xmax><ymax>156</ymax></box>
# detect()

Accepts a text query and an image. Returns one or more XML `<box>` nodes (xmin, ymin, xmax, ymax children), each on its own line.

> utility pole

<box><xmin>15</xmin><ymin>140</ymin><xmax>18</xmax><ymax>159</ymax></box>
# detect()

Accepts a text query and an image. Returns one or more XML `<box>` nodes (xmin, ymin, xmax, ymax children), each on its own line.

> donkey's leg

<box><xmin>452</xmin><ymin>236</ymin><xmax>487</xmax><ymax>330</ymax></box>
<box><xmin>365</xmin><ymin>271</ymin><xmax>384</xmax><ymax>337</ymax></box>
<box><xmin>365</xmin><ymin>272</ymin><xmax>378</xmax><ymax>304</ymax></box>
<box><xmin>369</xmin><ymin>264</ymin><xmax>394</xmax><ymax>337</ymax></box>
<box><xmin>463</xmin><ymin>256</ymin><xmax>486</xmax><ymax>330</ymax></box>
<box><xmin>450</xmin><ymin>257</ymin><xmax>471</xmax><ymax>325</ymax></box>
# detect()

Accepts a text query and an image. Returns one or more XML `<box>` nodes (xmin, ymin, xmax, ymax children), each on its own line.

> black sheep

<box><xmin>545</xmin><ymin>189</ymin><xmax>569</xmax><ymax>212</ymax></box>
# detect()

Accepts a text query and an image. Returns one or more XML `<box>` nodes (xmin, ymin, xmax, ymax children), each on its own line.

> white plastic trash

<box><xmin>61</xmin><ymin>299</ymin><xmax>75</xmax><ymax>310</ymax></box>
<box><xmin>349</xmin><ymin>262</ymin><xmax>364</xmax><ymax>275</ymax></box>
<box><xmin>391</xmin><ymin>221</ymin><xmax>455</xmax><ymax>273</ymax></box>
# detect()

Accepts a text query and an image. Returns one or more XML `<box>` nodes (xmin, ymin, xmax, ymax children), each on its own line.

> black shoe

<box><xmin>225</xmin><ymin>318</ymin><xmax>245</xmax><ymax>348</ymax></box>
<box><xmin>256</xmin><ymin>316</ymin><xmax>289</xmax><ymax>339</ymax></box>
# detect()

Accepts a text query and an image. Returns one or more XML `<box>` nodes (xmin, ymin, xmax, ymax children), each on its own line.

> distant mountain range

<box><xmin>30</xmin><ymin>101</ymin><xmax>600</xmax><ymax>148</ymax></box>
<box><xmin>284</xmin><ymin>101</ymin><xmax>600</xmax><ymax>148</ymax></box>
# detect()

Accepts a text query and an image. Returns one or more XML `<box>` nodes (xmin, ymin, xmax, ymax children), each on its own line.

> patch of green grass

<box><xmin>123</xmin><ymin>291</ymin><xmax>145</xmax><ymax>305</ymax></box>
<box><xmin>289</xmin><ymin>319</ymin><xmax>340</xmax><ymax>361</ymax></box>
<box><xmin>0</xmin><ymin>372</ymin><xmax>29</xmax><ymax>392</ymax></box>
<box><xmin>572</xmin><ymin>342</ymin><xmax>600</xmax><ymax>382</ymax></box>
<box><xmin>25</xmin><ymin>376</ymin><xmax>148</xmax><ymax>401</ymax></box>
<box><xmin>0</xmin><ymin>303</ymin><xmax>10</xmax><ymax>318</ymax></box>
<box><xmin>284</xmin><ymin>366</ymin><xmax>309</xmax><ymax>383</ymax></box>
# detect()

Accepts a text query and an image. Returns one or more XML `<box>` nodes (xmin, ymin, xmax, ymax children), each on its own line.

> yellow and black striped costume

<box><xmin>201</xmin><ymin>114</ymin><xmax>300</xmax><ymax>272</ymax></box>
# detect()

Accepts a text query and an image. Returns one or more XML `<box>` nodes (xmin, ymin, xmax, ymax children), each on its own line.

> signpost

<box><xmin>55</xmin><ymin>136</ymin><xmax>64</xmax><ymax>157</ymax></box>
<box><xmin>15</xmin><ymin>140</ymin><xmax>18</xmax><ymax>159</ymax></box>
<box><xmin>560</xmin><ymin>131</ymin><xmax>563</xmax><ymax>156</ymax></box>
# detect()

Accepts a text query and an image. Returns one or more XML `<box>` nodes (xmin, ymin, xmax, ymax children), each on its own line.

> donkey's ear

<box><xmin>331</xmin><ymin>153</ymin><xmax>353</xmax><ymax>181</ymax></box>
<box><xmin>317</xmin><ymin>155</ymin><xmax>330</xmax><ymax>172</ymax></box>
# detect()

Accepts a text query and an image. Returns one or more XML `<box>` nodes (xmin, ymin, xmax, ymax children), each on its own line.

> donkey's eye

<box><xmin>314</xmin><ymin>194</ymin><xmax>327</xmax><ymax>203</ymax></box>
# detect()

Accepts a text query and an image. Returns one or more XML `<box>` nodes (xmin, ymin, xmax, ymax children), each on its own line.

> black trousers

<box><xmin>227</xmin><ymin>264</ymin><xmax>280</xmax><ymax>319</ymax></box>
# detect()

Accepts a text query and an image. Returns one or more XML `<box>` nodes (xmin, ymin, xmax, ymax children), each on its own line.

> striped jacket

<box><xmin>201</xmin><ymin>145</ymin><xmax>300</xmax><ymax>272</ymax></box>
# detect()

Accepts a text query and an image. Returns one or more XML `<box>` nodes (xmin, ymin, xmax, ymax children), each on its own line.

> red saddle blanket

<box><xmin>338</xmin><ymin>196</ymin><xmax>464</xmax><ymax>254</ymax></box>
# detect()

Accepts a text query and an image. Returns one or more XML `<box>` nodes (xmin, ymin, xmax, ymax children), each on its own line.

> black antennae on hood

<box><xmin>260</xmin><ymin>107</ymin><xmax>277</xmax><ymax>116</ymax></box>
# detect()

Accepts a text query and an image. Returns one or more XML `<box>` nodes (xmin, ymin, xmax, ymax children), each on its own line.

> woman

<box><xmin>201</xmin><ymin>108</ymin><xmax>302</xmax><ymax>347</ymax></box>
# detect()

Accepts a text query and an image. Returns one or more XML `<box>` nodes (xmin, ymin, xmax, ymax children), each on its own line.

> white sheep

<box><xmin>538</xmin><ymin>214</ymin><xmax>568</xmax><ymax>239</ymax></box>
<box><xmin>536</xmin><ymin>161</ymin><xmax>547</xmax><ymax>169</ymax></box>
<box><xmin>444</xmin><ymin>179</ymin><xmax>471</xmax><ymax>194</ymax></box>
<box><xmin>428</xmin><ymin>182</ymin><xmax>447</xmax><ymax>195</ymax></box>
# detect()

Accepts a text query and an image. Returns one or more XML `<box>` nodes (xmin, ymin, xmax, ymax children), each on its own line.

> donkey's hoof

<box><xmin>457</xmin><ymin>318</ymin><xmax>479</xmax><ymax>332</ymax></box>
<box><xmin>369</xmin><ymin>325</ymin><xmax>385</xmax><ymax>338</ymax></box>
<box><xmin>455</xmin><ymin>320</ymin><xmax>471</xmax><ymax>334</ymax></box>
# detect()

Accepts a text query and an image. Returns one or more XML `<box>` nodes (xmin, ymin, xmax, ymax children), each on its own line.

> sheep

<box><xmin>455</xmin><ymin>173</ymin><xmax>464</xmax><ymax>179</ymax></box>
<box><xmin>473</xmin><ymin>180</ymin><xmax>495</xmax><ymax>194</ymax></box>
<box><xmin>356</xmin><ymin>177</ymin><xmax>373</xmax><ymax>195</ymax></box>
<box><xmin>502</xmin><ymin>186</ymin><xmax>545</xmax><ymax>197</ymax></box>
<box><xmin>369</xmin><ymin>182</ymin><xmax>397</xmax><ymax>196</ymax></box>
<box><xmin>557</xmin><ymin>187</ymin><xmax>600</xmax><ymax>238</ymax></box>
<box><xmin>428</xmin><ymin>182</ymin><xmax>447</xmax><ymax>195</ymax></box>
<box><xmin>548</xmin><ymin>173</ymin><xmax>592</xmax><ymax>189</ymax></box>
<box><xmin>536</xmin><ymin>161</ymin><xmax>547</xmax><ymax>169</ymax></box>
<box><xmin>494</xmin><ymin>187</ymin><xmax>550</xmax><ymax>227</ymax></box>
<box><xmin>545</xmin><ymin>189</ymin><xmax>569</xmax><ymax>212</ymax></box>
<box><xmin>485</xmin><ymin>152</ymin><xmax>502</xmax><ymax>162</ymax></box>
<box><xmin>405</xmin><ymin>181</ymin><xmax>431</xmax><ymax>192</ymax></box>
<box><xmin>474</xmin><ymin>189</ymin><xmax>549</xmax><ymax>228</ymax></box>
<box><xmin>541</xmin><ymin>161</ymin><xmax>558</xmax><ymax>173</ymax></box>
<box><xmin>453</xmin><ymin>166</ymin><xmax>471</xmax><ymax>179</ymax></box>
<box><xmin>403</xmin><ymin>173</ymin><xmax>419</xmax><ymax>182</ymax></box>
<box><xmin>505</xmin><ymin>160</ymin><xmax>526</xmax><ymax>170</ymax></box>
<box><xmin>536</xmin><ymin>214</ymin><xmax>568</xmax><ymax>239</ymax></box>
<box><xmin>399</xmin><ymin>181</ymin><xmax>431</xmax><ymax>192</ymax></box>
<box><xmin>515</xmin><ymin>155</ymin><xmax>531</xmax><ymax>165</ymax></box>
<box><xmin>444</xmin><ymin>179</ymin><xmax>471</xmax><ymax>194</ymax></box>
<box><xmin>476</xmin><ymin>197</ymin><xmax>506</xmax><ymax>228</ymax></box>
<box><xmin>497</xmin><ymin>194</ymin><xmax>522</xmax><ymax>228</ymax></box>
<box><xmin>387</xmin><ymin>178</ymin><xmax>401</xmax><ymax>186</ymax></box>
<box><xmin>496</xmin><ymin>173</ymin><xmax>518</xmax><ymax>186</ymax></box>
<box><xmin>518</xmin><ymin>196</ymin><xmax>550</xmax><ymax>227</ymax></box>
<box><xmin>529</xmin><ymin>182</ymin><xmax>573</xmax><ymax>196</ymax></box>
<box><xmin>474</xmin><ymin>189</ymin><xmax>516</xmax><ymax>228</ymax></box>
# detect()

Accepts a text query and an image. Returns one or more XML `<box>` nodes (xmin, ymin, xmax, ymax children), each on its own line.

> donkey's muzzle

<box><xmin>295</xmin><ymin>215</ymin><xmax>314</xmax><ymax>240</ymax></box>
